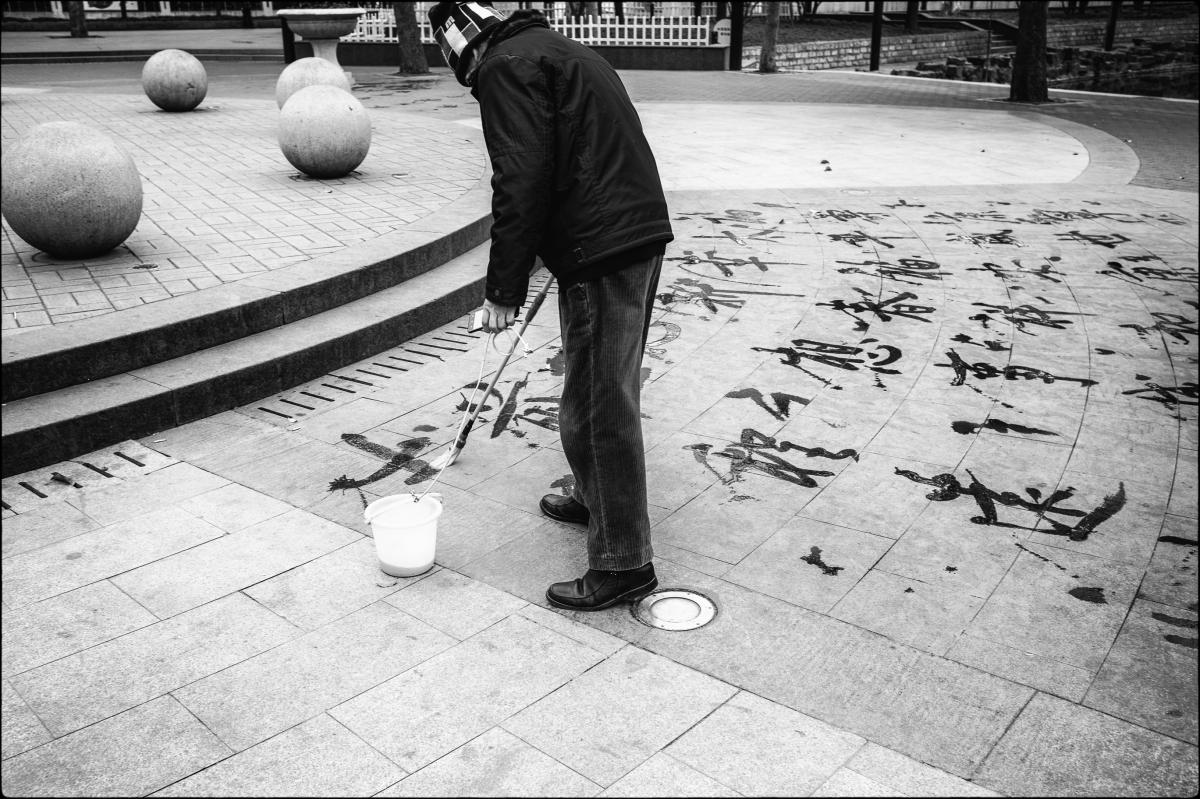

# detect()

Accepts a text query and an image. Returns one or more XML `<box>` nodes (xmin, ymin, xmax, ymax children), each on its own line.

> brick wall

<box><xmin>742</xmin><ymin>31</ymin><xmax>989</xmax><ymax>71</ymax></box>
<box><xmin>1046</xmin><ymin>17</ymin><xmax>1200</xmax><ymax>48</ymax></box>
<box><xmin>741</xmin><ymin>18</ymin><xmax>1198</xmax><ymax>72</ymax></box>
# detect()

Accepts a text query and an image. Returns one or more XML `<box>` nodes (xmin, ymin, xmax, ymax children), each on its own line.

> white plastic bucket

<box><xmin>364</xmin><ymin>493</ymin><xmax>442</xmax><ymax>577</ymax></box>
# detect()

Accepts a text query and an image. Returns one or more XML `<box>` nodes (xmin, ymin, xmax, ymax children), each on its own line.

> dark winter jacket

<box><xmin>471</xmin><ymin>10</ymin><xmax>674</xmax><ymax>306</ymax></box>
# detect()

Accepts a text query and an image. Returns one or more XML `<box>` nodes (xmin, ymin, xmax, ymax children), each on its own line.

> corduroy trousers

<box><xmin>557</xmin><ymin>253</ymin><xmax>663</xmax><ymax>571</ymax></box>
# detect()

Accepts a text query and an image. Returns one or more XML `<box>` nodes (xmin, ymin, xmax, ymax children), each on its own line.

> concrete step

<box><xmin>1</xmin><ymin>242</ymin><xmax>493</xmax><ymax>478</ymax></box>
<box><xmin>2</xmin><ymin>187</ymin><xmax>492</xmax><ymax>404</ymax></box>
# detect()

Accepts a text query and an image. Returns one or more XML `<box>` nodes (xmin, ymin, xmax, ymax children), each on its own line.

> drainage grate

<box><xmin>632</xmin><ymin>589</ymin><xmax>718</xmax><ymax>631</ymax></box>
<box><xmin>1</xmin><ymin>440</ymin><xmax>175</xmax><ymax>514</ymax></box>
<box><xmin>245</xmin><ymin>272</ymin><xmax>556</xmax><ymax>426</ymax></box>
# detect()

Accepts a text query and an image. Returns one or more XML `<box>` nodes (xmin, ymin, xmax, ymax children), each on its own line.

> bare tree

<box><xmin>66</xmin><ymin>1</ymin><xmax>89</xmax><ymax>38</ymax></box>
<box><xmin>758</xmin><ymin>1</ymin><xmax>782</xmax><ymax>72</ymax></box>
<box><xmin>1009</xmin><ymin>0</ymin><xmax>1048</xmax><ymax>102</ymax></box>
<box><xmin>393</xmin><ymin>2</ymin><xmax>429</xmax><ymax>74</ymax></box>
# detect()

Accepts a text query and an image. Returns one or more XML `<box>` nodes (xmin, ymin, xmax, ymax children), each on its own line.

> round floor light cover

<box><xmin>632</xmin><ymin>589</ymin><xmax>717</xmax><ymax>631</ymax></box>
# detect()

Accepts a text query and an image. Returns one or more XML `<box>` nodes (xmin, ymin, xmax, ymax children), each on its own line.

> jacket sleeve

<box><xmin>474</xmin><ymin>54</ymin><xmax>555</xmax><ymax>308</ymax></box>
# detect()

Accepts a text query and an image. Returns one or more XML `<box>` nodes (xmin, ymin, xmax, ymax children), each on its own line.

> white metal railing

<box><xmin>553</xmin><ymin>15</ymin><xmax>712</xmax><ymax>45</ymax></box>
<box><xmin>343</xmin><ymin>8</ymin><xmax>713</xmax><ymax>46</ymax></box>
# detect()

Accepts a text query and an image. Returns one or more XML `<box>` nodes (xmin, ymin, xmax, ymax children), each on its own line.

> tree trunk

<box><xmin>1009</xmin><ymin>0</ymin><xmax>1048</xmax><ymax>102</ymax></box>
<box><xmin>759</xmin><ymin>1</ymin><xmax>781</xmax><ymax>72</ymax></box>
<box><xmin>394</xmin><ymin>2</ymin><xmax>429</xmax><ymax>74</ymax></box>
<box><xmin>1104</xmin><ymin>0</ymin><xmax>1121</xmax><ymax>50</ymax></box>
<box><xmin>905</xmin><ymin>0</ymin><xmax>920</xmax><ymax>32</ymax></box>
<box><xmin>66</xmin><ymin>1</ymin><xmax>88</xmax><ymax>38</ymax></box>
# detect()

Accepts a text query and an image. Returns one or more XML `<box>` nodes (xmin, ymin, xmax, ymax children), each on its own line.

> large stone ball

<box><xmin>142</xmin><ymin>49</ymin><xmax>208</xmax><ymax>112</ymax></box>
<box><xmin>275</xmin><ymin>57</ymin><xmax>351</xmax><ymax>109</ymax></box>
<box><xmin>278</xmin><ymin>85</ymin><xmax>371</xmax><ymax>179</ymax></box>
<box><xmin>1</xmin><ymin>121</ymin><xmax>143</xmax><ymax>259</ymax></box>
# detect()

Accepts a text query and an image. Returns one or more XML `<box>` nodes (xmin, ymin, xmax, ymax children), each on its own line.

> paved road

<box><xmin>2</xmin><ymin>34</ymin><xmax>1197</xmax><ymax>798</ymax></box>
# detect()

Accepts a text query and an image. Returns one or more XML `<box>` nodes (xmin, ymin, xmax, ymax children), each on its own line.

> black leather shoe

<box><xmin>539</xmin><ymin>494</ymin><xmax>590</xmax><ymax>525</ymax></box>
<box><xmin>546</xmin><ymin>563</ymin><xmax>657</xmax><ymax>611</ymax></box>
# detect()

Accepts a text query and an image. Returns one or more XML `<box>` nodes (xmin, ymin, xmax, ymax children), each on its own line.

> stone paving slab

<box><xmin>0</xmin><ymin>695</ymin><xmax>232</xmax><ymax>798</ymax></box>
<box><xmin>1</xmin><ymin>89</ymin><xmax>485</xmax><ymax>333</ymax></box>
<box><xmin>11</xmin><ymin>592</ymin><xmax>297</xmax><ymax>737</ymax></box>
<box><xmin>502</xmin><ymin>646</ymin><xmax>737</xmax><ymax>787</ymax></box>
<box><xmin>173</xmin><ymin>601</ymin><xmax>456</xmax><ymax>753</ymax></box>
<box><xmin>2</xmin><ymin>51</ymin><xmax>1198</xmax><ymax>798</ymax></box>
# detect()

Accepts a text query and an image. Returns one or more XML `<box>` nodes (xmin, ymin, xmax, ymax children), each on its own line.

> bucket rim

<box><xmin>364</xmin><ymin>493</ymin><xmax>442</xmax><ymax>524</ymax></box>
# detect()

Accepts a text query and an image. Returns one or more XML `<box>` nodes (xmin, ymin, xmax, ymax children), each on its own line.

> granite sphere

<box><xmin>142</xmin><ymin>49</ymin><xmax>208</xmax><ymax>112</ymax></box>
<box><xmin>1</xmin><ymin>121</ymin><xmax>143</xmax><ymax>259</ymax></box>
<box><xmin>275</xmin><ymin>57</ymin><xmax>352</xmax><ymax>109</ymax></box>
<box><xmin>278</xmin><ymin>85</ymin><xmax>371</xmax><ymax>179</ymax></box>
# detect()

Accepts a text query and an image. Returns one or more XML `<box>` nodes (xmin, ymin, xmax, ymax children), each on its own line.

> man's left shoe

<box><xmin>546</xmin><ymin>563</ymin><xmax>658</xmax><ymax>611</ymax></box>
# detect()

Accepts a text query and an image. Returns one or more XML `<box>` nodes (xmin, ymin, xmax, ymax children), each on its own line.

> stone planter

<box><xmin>277</xmin><ymin>8</ymin><xmax>365</xmax><ymax>70</ymax></box>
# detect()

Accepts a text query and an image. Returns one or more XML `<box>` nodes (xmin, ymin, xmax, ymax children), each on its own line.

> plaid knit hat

<box><xmin>427</xmin><ymin>1</ymin><xmax>507</xmax><ymax>85</ymax></box>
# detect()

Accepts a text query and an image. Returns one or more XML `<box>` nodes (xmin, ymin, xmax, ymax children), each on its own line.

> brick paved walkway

<box><xmin>1</xmin><ymin>89</ymin><xmax>484</xmax><ymax>331</ymax></box>
<box><xmin>2</xmin><ymin>31</ymin><xmax>1197</xmax><ymax>799</ymax></box>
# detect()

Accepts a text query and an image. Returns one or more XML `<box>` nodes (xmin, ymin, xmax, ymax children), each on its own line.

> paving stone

<box><xmin>1029</xmin><ymin>468</ymin><xmax>1171</xmax><ymax>566</ymax></box>
<box><xmin>1139</xmin><ymin>514</ymin><xmax>1199</xmax><ymax>611</ymax></box>
<box><xmin>872</xmin><ymin>499</ymin><xmax>1024</xmax><ymax>600</ymax></box>
<box><xmin>945</xmin><ymin>634</ymin><xmax>1094</xmax><ymax>703</ymax></box>
<box><xmin>831</xmin><ymin>569</ymin><xmax>985</xmax><ymax>656</ymax></box>
<box><xmin>955</xmin><ymin>433</ymin><xmax>1073</xmax><ymax>495</ymax></box>
<box><xmin>66</xmin><ymin>462</ymin><xmax>229</xmax><ymax>526</ymax></box>
<box><xmin>0</xmin><ymin>695</ymin><xmax>232</xmax><ymax>798</ymax></box>
<box><xmin>974</xmin><ymin>692</ymin><xmax>1200</xmax><ymax>797</ymax></box>
<box><xmin>642</xmin><ymin>430</ymin><xmax>727</xmax><ymax>510</ymax></box>
<box><xmin>209</xmin><ymin>438</ymin><xmax>388</xmax><ymax>509</ymax></box>
<box><xmin>331</xmin><ymin>614</ymin><xmax>603</xmax><ymax>773</ymax></box>
<box><xmin>665</xmin><ymin>690</ymin><xmax>862</xmax><ymax>796</ymax></box>
<box><xmin>812</xmin><ymin>768</ymin><xmax>905</xmax><ymax>797</ymax></box>
<box><xmin>178</xmin><ymin>482</ymin><xmax>292</xmax><ymax>533</ymax></box>
<box><xmin>964</xmin><ymin>543</ymin><xmax>1143</xmax><ymax>672</ymax></box>
<box><xmin>417</xmin><ymin>482</ymin><xmax>551</xmax><ymax>570</ymax></box>
<box><xmin>174</xmin><ymin>601</ymin><xmax>455</xmax><ymax>752</ymax></box>
<box><xmin>516</xmin><ymin>604</ymin><xmax>627</xmax><ymax>658</ymax></box>
<box><xmin>458</xmin><ymin>519</ymin><xmax>590</xmax><ymax>606</ymax></box>
<box><xmin>799</xmin><ymin>452</ymin><xmax>955</xmax><ymax>539</ymax></box>
<box><xmin>1</xmin><ymin>500</ymin><xmax>100</xmax><ymax>559</ymax></box>
<box><xmin>596</xmin><ymin>560</ymin><xmax>1032</xmax><ymax>777</ymax></box>
<box><xmin>865</xmin><ymin>400</ymin><xmax>978</xmax><ymax>465</ymax></box>
<box><xmin>1</xmin><ymin>508</ymin><xmax>226</xmax><ymax>610</ymax></box>
<box><xmin>2</xmin><ymin>678</ymin><xmax>52</xmax><ymax>760</ymax></box>
<box><xmin>598</xmin><ymin>752</ymin><xmax>739</xmax><ymax>798</ymax></box>
<box><xmin>1168</xmin><ymin>451</ymin><xmax>1198</xmax><ymax>518</ymax></box>
<box><xmin>1066</xmin><ymin>411</ymin><xmax>1178</xmax><ymax>487</ymax></box>
<box><xmin>152</xmin><ymin>713</ymin><xmax>404</xmax><ymax>797</ymax></box>
<box><xmin>378</xmin><ymin>727</ymin><xmax>601</xmax><ymax>798</ymax></box>
<box><xmin>653</xmin><ymin>463</ymin><xmax>829</xmax><ymax>564</ymax></box>
<box><xmin>383</xmin><ymin>568</ymin><xmax>527</xmax><ymax>640</ymax></box>
<box><xmin>304</xmin><ymin>486</ymin><xmax>374</xmax><ymax>536</ymax></box>
<box><xmin>145</xmin><ymin>412</ymin><xmax>308</xmax><ymax>470</ymax></box>
<box><xmin>283</xmin><ymin>397</ymin><xmax>408</xmax><ymax>445</ymax></box>
<box><xmin>111</xmin><ymin>508</ymin><xmax>361</xmax><ymax>618</ymax></box>
<box><xmin>243</xmin><ymin>538</ymin><xmax>432</xmax><ymax>631</ymax></box>
<box><xmin>12</xmin><ymin>593</ymin><xmax>299</xmax><ymax>737</ymax></box>
<box><xmin>843</xmin><ymin>743</ymin><xmax>1000</xmax><ymax>797</ymax></box>
<box><xmin>724</xmin><ymin>515</ymin><xmax>894</xmax><ymax>613</ymax></box>
<box><xmin>504</xmin><ymin>645</ymin><xmax>736</xmax><ymax>787</ymax></box>
<box><xmin>650</xmin><ymin>539</ymin><xmax>735</xmax><ymax>578</ymax></box>
<box><xmin>1</xmin><ymin>580</ymin><xmax>157</xmax><ymax>677</ymax></box>
<box><xmin>1083</xmin><ymin>598</ymin><xmax>1198</xmax><ymax>744</ymax></box>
